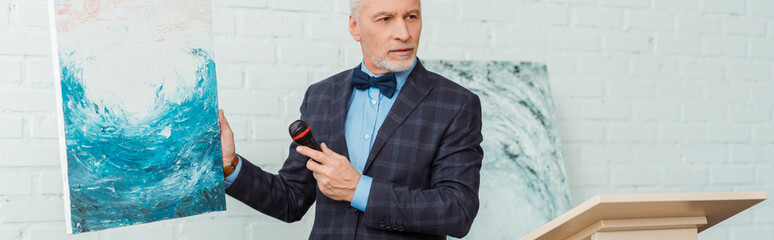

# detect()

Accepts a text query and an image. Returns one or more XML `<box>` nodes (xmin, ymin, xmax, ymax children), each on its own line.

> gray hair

<box><xmin>350</xmin><ymin>0</ymin><xmax>363</xmax><ymax>20</ymax></box>
<box><xmin>350</xmin><ymin>0</ymin><xmax>421</xmax><ymax>21</ymax></box>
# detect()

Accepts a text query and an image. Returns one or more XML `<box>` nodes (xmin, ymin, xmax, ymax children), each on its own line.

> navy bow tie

<box><xmin>352</xmin><ymin>67</ymin><xmax>397</xmax><ymax>98</ymax></box>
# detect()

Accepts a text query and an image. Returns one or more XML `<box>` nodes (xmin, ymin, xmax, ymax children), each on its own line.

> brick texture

<box><xmin>0</xmin><ymin>0</ymin><xmax>771</xmax><ymax>239</ymax></box>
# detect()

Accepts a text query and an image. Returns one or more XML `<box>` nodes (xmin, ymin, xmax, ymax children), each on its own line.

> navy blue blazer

<box><xmin>225</xmin><ymin>60</ymin><xmax>484</xmax><ymax>239</ymax></box>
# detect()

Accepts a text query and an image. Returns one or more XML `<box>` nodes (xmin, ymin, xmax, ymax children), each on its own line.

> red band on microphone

<box><xmin>292</xmin><ymin>127</ymin><xmax>311</xmax><ymax>141</ymax></box>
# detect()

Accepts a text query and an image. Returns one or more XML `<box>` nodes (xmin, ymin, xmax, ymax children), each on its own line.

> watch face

<box><xmin>224</xmin><ymin>163</ymin><xmax>236</xmax><ymax>176</ymax></box>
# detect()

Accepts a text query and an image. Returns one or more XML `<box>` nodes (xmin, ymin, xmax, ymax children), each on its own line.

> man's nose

<box><xmin>392</xmin><ymin>18</ymin><xmax>410</xmax><ymax>41</ymax></box>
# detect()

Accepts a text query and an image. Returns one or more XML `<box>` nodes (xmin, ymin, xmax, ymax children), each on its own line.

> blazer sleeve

<box><xmin>224</xmin><ymin>90</ymin><xmax>317</xmax><ymax>223</ymax></box>
<box><xmin>362</xmin><ymin>94</ymin><xmax>484</xmax><ymax>238</ymax></box>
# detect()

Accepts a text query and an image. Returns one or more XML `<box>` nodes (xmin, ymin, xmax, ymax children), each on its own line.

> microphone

<box><xmin>289</xmin><ymin>120</ymin><xmax>320</xmax><ymax>151</ymax></box>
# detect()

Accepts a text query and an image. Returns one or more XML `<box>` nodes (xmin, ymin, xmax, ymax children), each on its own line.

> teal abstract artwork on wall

<box><xmin>423</xmin><ymin>60</ymin><xmax>573</xmax><ymax>239</ymax></box>
<box><xmin>49</xmin><ymin>0</ymin><xmax>226</xmax><ymax>233</ymax></box>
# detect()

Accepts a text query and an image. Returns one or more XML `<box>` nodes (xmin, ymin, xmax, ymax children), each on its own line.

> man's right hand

<box><xmin>219</xmin><ymin>109</ymin><xmax>239</xmax><ymax>178</ymax></box>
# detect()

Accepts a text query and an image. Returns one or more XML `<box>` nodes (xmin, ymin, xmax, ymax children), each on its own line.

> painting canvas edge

<box><xmin>46</xmin><ymin>0</ymin><xmax>74</xmax><ymax>234</ymax></box>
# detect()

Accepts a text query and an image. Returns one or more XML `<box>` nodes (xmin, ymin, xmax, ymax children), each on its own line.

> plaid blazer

<box><xmin>226</xmin><ymin>60</ymin><xmax>484</xmax><ymax>240</ymax></box>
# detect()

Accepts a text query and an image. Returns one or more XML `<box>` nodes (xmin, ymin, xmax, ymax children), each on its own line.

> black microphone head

<box><xmin>289</xmin><ymin>120</ymin><xmax>309</xmax><ymax>138</ymax></box>
<box><xmin>289</xmin><ymin>120</ymin><xmax>320</xmax><ymax>151</ymax></box>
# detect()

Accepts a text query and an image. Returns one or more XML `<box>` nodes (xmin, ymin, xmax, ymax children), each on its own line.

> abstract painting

<box><xmin>49</xmin><ymin>0</ymin><xmax>226</xmax><ymax>233</ymax></box>
<box><xmin>423</xmin><ymin>60</ymin><xmax>572</xmax><ymax>239</ymax></box>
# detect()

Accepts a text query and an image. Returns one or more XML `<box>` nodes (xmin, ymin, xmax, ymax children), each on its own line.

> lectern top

<box><xmin>521</xmin><ymin>192</ymin><xmax>767</xmax><ymax>240</ymax></box>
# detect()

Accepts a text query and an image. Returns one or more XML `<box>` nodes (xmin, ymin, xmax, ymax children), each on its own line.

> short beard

<box><xmin>377</xmin><ymin>55</ymin><xmax>415</xmax><ymax>72</ymax></box>
<box><xmin>363</xmin><ymin>43</ymin><xmax>416</xmax><ymax>73</ymax></box>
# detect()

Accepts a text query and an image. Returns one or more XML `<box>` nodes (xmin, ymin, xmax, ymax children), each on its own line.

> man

<box><xmin>218</xmin><ymin>0</ymin><xmax>483</xmax><ymax>238</ymax></box>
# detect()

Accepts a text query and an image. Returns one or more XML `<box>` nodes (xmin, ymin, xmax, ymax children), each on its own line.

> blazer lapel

<box><xmin>362</xmin><ymin>61</ymin><xmax>433</xmax><ymax>173</ymax></box>
<box><xmin>328</xmin><ymin>67</ymin><xmax>354</xmax><ymax>159</ymax></box>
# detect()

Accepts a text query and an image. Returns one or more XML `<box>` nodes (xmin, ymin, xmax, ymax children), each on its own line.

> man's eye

<box><xmin>378</xmin><ymin>17</ymin><xmax>389</xmax><ymax>22</ymax></box>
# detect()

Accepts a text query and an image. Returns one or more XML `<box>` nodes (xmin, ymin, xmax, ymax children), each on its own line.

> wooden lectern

<box><xmin>521</xmin><ymin>192</ymin><xmax>767</xmax><ymax>240</ymax></box>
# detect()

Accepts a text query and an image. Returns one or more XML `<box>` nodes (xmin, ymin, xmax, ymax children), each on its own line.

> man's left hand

<box><xmin>297</xmin><ymin>142</ymin><xmax>361</xmax><ymax>202</ymax></box>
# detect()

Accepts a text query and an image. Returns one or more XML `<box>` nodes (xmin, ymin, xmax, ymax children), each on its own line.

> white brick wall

<box><xmin>0</xmin><ymin>0</ymin><xmax>772</xmax><ymax>239</ymax></box>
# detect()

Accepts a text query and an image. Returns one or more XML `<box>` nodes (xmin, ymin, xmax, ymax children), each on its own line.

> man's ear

<box><xmin>349</xmin><ymin>15</ymin><xmax>361</xmax><ymax>42</ymax></box>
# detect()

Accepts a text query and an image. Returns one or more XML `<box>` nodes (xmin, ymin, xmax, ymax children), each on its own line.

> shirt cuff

<box><xmin>224</xmin><ymin>154</ymin><xmax>243</xmax><ymax>188</ymax></box>
<box><xmin>350</xmin><ymin>175</ymin><xmax>373</xmax><ymax>212</ymax></box>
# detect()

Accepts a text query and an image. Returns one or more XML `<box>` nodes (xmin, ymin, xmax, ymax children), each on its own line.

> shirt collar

<box><xmin>358</xmin><ymin>58</ymin><xmax>417</xmax><ymax>93</ymax></box>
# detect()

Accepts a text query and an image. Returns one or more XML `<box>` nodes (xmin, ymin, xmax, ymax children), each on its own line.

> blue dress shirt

<box><xmin>226</xmin><ymin>60</ymin><xmax>416</xmax><ymax>213</ymax></box>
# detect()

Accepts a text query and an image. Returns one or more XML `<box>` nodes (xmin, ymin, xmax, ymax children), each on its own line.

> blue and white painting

<box><xmin>49</xmin><ymin>0</ymin><xmax>226</xmax><ymax>234</ymax></box>
<box><xmin>423</xmin><ymin>60</ymin><xmax>572</xmax><ymax>239</ymax></box>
